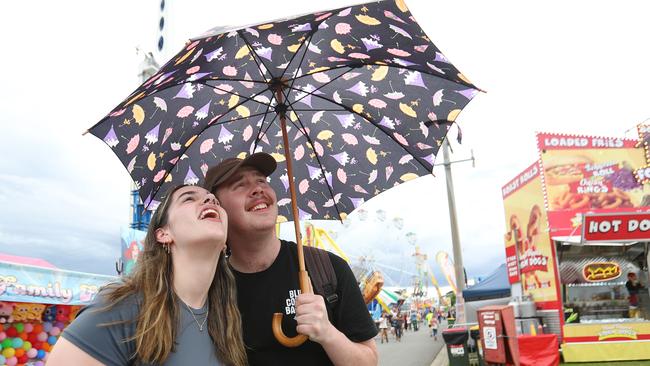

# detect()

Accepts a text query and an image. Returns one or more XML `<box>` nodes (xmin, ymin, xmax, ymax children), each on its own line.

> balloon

<box><xmin>32</xmin><ymin>341</ymin><xmax>42</xmax><ymax>350</ymax></box>
<box><xmin>36</xmin><ymin>349</ymin><xmax>46</xmax><ymax>359</ymax></box>
<box><xmin>32</xmin><ymin>324</ymin><xmax>43</xmax><ymax>334</ymax></box>
<box><xmin>23</xmin><ymin>324</ymin><xmax>33</xmax><ymax>333</ymax></box>
<box><xmin>49</xmin><ymin>327</ymin><xmax>61</xmax><ymax>336</ymax></box>
<box><xmin>13</xmin><ymin>324</ymin><xmax>23</xmax><ymax>334</ymax></box>
<box><xmin>6</xmin><ymin>355</ymin><xmax>17</xmax><ymax>366</ymax></box>
<box><xmin>42</xmin><ymin>323</ymin><xmax>52</xmax><ymax>333</ymax></box>
<box><xmin>18</xmin><ymin>354</ymin><xmax>28</xmax><ymax>364</ymax></box>
<box><xmin>14</xmin><ymin>348</ymin><xmax>24</xmax><ymax>357</ymax></box>
<box><xmin>2</xmin><ymin>338</ymin><xmax>12</xmax><ymax>348</ymax></box>
<box><xmin>11</xmin><ymin>338</ymin><xmax>22</xmax><ymax>349</ymax></box>
<box><xmin>37</xmin><ymin>332</ymin><xmax>47</xmax><ymax>342</ymax></box>
<box><xmin>6</xmin><ymin>328</ymin><xmax>17</xmax><ymax>337</ymax></box>
<box><xmin>22</xmin><ymin>341</ymin><xmax>31</xmax><ymax>351</ymax></box>
<box><xmin>26</xmin><ymin>348</ymin><xmax>37</xmax><ymax>358</ymax></box>
<box><xmin>18</xmin><ymin>332</ymin><xmax>27</xmax><ymax>341</ymax></box>
<box><xmin>0</xmin><ymin>331</ymin><xmax>5</xmax><ymax>341</ymax></box>
<box><xmin>47</xmin><ymin>336</ymin><xmax>57</xmax><ymax>345</ymax></box>
<box><xmin>34</xmin><ymin>361</ymin><xmax>45</xmax><ymax>366</ymax></box>
<box><xmin>54</xmin><ymin>322</ymin><xmax>65</xmax><ymax>329</ymax></box>
<box><xmin>2</xmin><ymin>347</ymin><xmax>15</xmax><ymax>358</ymax></box>
<box><xmin>0</xmin><ymin>355</ymin><xmax>4</xmax><ymax>364</ymax></box>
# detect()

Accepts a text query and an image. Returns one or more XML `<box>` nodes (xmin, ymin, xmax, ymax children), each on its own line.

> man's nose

<box><xmin>251</xmin><ymin>184</ymin><xmax>263</xmax><ymax>196</ymax></box>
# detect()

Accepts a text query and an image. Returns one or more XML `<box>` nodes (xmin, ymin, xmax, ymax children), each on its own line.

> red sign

<box><xmin>583</xmin><ymin>212</ymin><xmax>650</xmax><ymax>242</ymax></box>
<box><xmin>537</xmin><ymin>133</ymin><xmax>635</xmax><ymax>150</ymax></box>
<box><xmin>505</xmin><ymin>244</ymin><xmax>520</xmax><ymax>284</ymax></box>
<box><xmin>536</xmin><ymin>132</ymin><xmax>649</xmax><ymax>237</ymax></box>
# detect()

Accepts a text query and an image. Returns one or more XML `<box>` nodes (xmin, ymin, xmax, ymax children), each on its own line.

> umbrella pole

<box><xmin>271</xmin><ymin>86</ymin><xmax>310</xmax><ymax>347</ymax></box>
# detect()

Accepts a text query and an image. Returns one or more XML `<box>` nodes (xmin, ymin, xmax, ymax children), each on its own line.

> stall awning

<box><xmin>463</xmin><ymin>263</ymin><xmax>511</xmax><ymax>302</ymax></box>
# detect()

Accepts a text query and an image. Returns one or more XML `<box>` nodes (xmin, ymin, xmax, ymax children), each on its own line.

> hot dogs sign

<box><xmin>502</xmin><ymin>163</ymin><xmax>558</xmax><ymax>302</ymax></box>
<box><xmin>537</xmin><ymin>132</ymin><xmax>650</xmax><ymax>237</ymax></box>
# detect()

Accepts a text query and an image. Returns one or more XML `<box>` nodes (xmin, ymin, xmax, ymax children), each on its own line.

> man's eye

<box><xmin>184</xmin><ymin>196</ymin><xmax>194</xmax><ymax>202</ymax></box>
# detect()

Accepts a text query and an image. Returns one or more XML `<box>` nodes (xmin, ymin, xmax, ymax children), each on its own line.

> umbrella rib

<box><xmin>145</xmin><ymin>87</ymin><xmax>272</xmax><ymax>207</ymax></box>
<box><xmin>255</xmin><ymin>111</ymin><xmax>280</xmax><ymax>150</ymax></box>
<box><xmin>290</xmin><ymin>63</ymin><xmax>364</xmax><ymax>82</ymax></box>
<box><xmin>278</xmin><ymin>25</ymin><xmax>324</xmax><ymax>86</ymax></box>
<box><xmin>285</xmin><ymin>66</ymin><xmax>353</xmax><ymax>107</ymax></box>
<box><xmin>285</xmin><ymin>33</ymin><xmax>314</xmax><ymax>97</ymax></box>
<box><xmin>209</xmin><ymin>110</ymin><xmax>270</xmax><ymax>126</ymax></box>
<box><xmin>252</xmin><ymin>103</ymin><xmax>278</xmax><ymax>152</ymax></box>
<box><xmin>290</xmin><ymin>108</ymin><xmax>347</xmax><ymax>112</ymax></box>
<box><xmin>290</xmin><ymin>90</ymin><xmax>437</xmax><ymax>174</ymax></box>
<box><xmin>87</xmin><ymin>77</ymin><xmax>269</xmax><ymax>133</ymax></box>
<box><xmin>201</xmin><ymin>81</ymin><xmax>272</xmax><ymax>109</ymax></box>
<box><xmin>206</xmin><ymin>77</ymin><xmax>269</xmax><ymax>84</ymax></box>
<box><xmin>291</xmin><ymin>62</ymin><xmax>479</xmax><ymax>92</ymax></box>
<box><xmin>282</xmin><ymin>99</ymin><xmax>344</xmax><ymax>222</ymax></box>
<box><xmin>237</xmin><ymin>29</ymin><xmax>275</xmax><ymax>80</ymax></box>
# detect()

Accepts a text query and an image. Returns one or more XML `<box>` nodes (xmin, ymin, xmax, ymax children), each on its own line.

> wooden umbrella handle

<box><xmin>272</xmin><ymin>270</ymin><xmax>312</xmax><ymax>347</ymax></box>
<box><xmin>271</xmin><ymin>87</ymin><xmax>312</xmax><ymax>347</ymax></box>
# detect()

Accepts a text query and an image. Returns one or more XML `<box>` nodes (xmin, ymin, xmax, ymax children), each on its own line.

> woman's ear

<box><xmin>155</xmin><ymin>227</ymin><xmax>170</xmax><ymax>244</ymax></box>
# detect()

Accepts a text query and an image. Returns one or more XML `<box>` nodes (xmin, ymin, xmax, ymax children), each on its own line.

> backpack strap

<box><xmin>303</xmin><ymin>246</ymin><xmax>339</xmax><ymax>307</ymax></box>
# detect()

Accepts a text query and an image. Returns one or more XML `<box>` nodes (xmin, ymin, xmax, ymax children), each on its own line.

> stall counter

<box><xmin>562</xmin><ymin>320</ymin><xmax>650</xmax><ymax>362</ymax></box>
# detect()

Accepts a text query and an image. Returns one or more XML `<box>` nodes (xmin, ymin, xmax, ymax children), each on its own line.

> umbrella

<box><xmin>87</xmin><ymin>0</ymin><xmax>480</xmax><ymax>346</ymax></box>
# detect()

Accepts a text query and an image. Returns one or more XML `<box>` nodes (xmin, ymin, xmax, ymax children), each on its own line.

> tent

<box><xmin>462</xmin><ymin>263</ymin><xmax>511</xmax><ymax>302</ymax></box>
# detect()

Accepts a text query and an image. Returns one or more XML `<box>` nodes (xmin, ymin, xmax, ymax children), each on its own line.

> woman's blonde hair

<box><xmin>103</xmin><ymin>184</ymin><xmax>247</xmax><ymax>365</ymax></box>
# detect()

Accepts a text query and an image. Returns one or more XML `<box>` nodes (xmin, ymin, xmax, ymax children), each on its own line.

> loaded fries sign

<box><xmin>583</xmin><ymin>212</ymin><xmax>650</xmax><ymax>243</ymax></box>
<box><xmin>537</xmin><ymin>132</ymin><xmax>650</xmax><ymax>237</ymax></box>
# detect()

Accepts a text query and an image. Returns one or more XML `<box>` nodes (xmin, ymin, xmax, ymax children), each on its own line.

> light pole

<box><xmin>437</xmin><ymin>137</ymin><xmax>474</xmax><ymax>323</ymax></box>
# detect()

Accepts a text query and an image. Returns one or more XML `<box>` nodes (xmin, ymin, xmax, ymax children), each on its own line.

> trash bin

<box><xmin>442</xmin><ymin>327</ymin><xmax>469</xmax><ymax>366</ymax></box>
<box><xmin>469</xmin><ymin>325</ymin><xmax>485</xmax><ymax>366</ymax></box>
<box><xmin>447</xmin><ymin>317</ymin><xmax>456</xmax><ymax>328</ymax></box>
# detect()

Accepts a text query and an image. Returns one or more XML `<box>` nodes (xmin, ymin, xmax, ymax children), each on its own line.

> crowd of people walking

<box><xmin>376</xmin><ymin>307</ymin><xmax>448</xmax><ymax>343</ymax></box>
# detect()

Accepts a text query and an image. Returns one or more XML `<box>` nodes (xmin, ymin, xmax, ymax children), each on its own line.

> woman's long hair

<box><xmin>103</xmin><ymin>185</ymin><xmax>247</xmax><ymax>365</ymax></box>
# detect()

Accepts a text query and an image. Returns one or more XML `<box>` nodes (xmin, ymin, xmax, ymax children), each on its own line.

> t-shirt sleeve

<box><xmin>61</xmin><ymin>291</ymin><xmax>139</xmax><ymax>366</ymax></box>
<box><xmin>329</xmin><ymin>254</ymin><xmax>379</xmax><ymax>342</ymax></box>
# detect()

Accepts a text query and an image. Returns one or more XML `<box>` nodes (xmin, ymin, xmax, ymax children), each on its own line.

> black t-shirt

<box><xmin>233</xmin><ymin>240</ymin><xmax>377</xmax><ymax>365</ymax></box>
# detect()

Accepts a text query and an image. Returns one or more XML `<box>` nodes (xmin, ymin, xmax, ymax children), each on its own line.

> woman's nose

<box><xmin>204</xmin><ymin>193</ymin><xmax>218</xmax><ymax>205</ymax></box>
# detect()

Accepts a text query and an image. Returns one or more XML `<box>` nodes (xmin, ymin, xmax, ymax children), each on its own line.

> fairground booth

<box><xmin>0</xmin><ymin>255</ymin><xmax>115</xmax><ymax>366</ymax></box>
<box><xmin>501</xmin><ymin>128</ymin><xmax>650</xmax><ymax>362</ymax></box>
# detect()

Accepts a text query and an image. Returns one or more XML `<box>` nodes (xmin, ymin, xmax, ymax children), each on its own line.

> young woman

<box><xmin>48</xmin><ymin>185</ymin><xmax>247</xmax><ymax>365</ymax></box>
<box><xmin>378</xmin><ymin>313</ymin><xmax>389</xmax><ymax>343</ymax></box>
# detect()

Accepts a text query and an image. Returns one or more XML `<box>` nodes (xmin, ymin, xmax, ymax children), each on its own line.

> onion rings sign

<box><xmin>583</xmin><ymin>212</ymin><xmax>650</xmax><ymax>242</ymax></box>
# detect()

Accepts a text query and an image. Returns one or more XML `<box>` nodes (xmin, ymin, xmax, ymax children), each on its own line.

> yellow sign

<box><xmin>502</xmin><ymin>162</ymin><xmax>559</xmax><ymax>303</ymax></box>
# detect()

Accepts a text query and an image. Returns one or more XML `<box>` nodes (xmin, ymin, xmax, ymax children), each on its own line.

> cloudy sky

<box><xmin>2</xmin><ymin>1</ymin><xmax>650</xmax><ymax>289</ymax></box>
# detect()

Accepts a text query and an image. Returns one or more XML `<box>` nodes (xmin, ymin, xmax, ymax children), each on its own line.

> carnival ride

<box><xmin>298</xmin><ymin>221</ymin><xmax>452</xmax><ymax>312</ymax></box>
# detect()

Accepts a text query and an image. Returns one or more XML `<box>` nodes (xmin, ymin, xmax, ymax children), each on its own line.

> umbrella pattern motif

<box><xmin>89</xmin><ymin>0</ymin><xmax>479</xmax><ymax>220</ymax></box>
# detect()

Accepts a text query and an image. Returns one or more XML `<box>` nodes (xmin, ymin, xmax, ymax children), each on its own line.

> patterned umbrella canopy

<box><xmin>88</xmin><ymin>0</ymin><xmax>480</xmax><ymax>221</ymax></box>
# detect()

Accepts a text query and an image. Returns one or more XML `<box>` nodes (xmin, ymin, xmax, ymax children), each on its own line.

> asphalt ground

<box><xmin>376</xmin><ymin>321</ymin><xmax>446</xmax><ymax>366</ymax></box>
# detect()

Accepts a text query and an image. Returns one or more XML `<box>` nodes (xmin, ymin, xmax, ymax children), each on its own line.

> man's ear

<box><xmin>155</xmin><ymin>227</ymin><xmax>171</xmax><ymax>244</ymax></box>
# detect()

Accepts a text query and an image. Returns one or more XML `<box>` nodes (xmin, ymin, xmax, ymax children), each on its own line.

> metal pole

<box><xmin>442</xmin><ymin>139</ymin><xmax>466</xmax><ymax>293</ymax></box>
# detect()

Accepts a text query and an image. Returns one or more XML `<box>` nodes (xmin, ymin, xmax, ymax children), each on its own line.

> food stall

<box><xmin>0</xmin><ymin>256</ymin><xmax>115</xmax><ymax>365</ymax></box>
<box><xmin>501</xmin><ymin>129</ymin><xmax>650</xmax><ymax>362</ymax></box>
<box><xmin>538</xmin><ymin>131</ymin><xmax>650</xmax><ymax>362</ymax></box>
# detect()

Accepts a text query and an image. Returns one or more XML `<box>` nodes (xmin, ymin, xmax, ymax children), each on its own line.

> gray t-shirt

<box><xmin>62</xmin><ymin>291</ymin><xmax>222</xmax><ymax>366</ymax></box>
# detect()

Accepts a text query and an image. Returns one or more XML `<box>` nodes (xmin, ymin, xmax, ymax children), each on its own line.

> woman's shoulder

<box><xmin>83</xmin><ymin>283</ymin><xmax>142</xmax><ymax>320</ymax></box>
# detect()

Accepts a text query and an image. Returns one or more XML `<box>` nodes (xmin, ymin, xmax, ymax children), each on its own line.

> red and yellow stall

<box><xmin>502</xmin><ymin>128</ymin><xmax>650</xmax><ymax>362</ymax></box>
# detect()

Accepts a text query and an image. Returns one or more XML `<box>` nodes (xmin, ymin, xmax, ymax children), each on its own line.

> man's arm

<box><xmin>295</xmin><ymin>293</ymin><xmax>378</xmax><ymax>366</ymax></box>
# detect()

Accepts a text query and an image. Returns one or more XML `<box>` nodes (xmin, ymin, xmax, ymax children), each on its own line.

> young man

<box><xmin>205</xmin><ymin>152</ymin><xmax>378</xmax><ymax>366</ymax></box>
<box><xmin>626</xmin><ymin>272</ymin><xmax>644</xmax><ymax>319</ymax></box>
